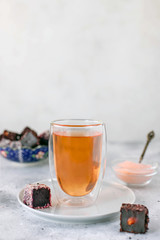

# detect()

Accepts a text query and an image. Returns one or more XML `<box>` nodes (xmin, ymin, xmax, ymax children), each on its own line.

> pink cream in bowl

<box><xmin>113</xmin><ymin>159</ymin><xmax>158</xmax><ymax>186</ymax></box>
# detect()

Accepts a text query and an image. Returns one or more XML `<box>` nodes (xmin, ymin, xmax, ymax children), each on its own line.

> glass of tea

<box><xmin>49</xmin><ymin>119</ymin><xmax>107</xmax><ymax>207</ymax></box>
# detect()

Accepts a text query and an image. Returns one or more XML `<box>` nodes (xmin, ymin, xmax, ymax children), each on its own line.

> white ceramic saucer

<box><xmin>18</xmin><ymin>179</ymin><xmax>135</xmax><ymax>224</ymax></box>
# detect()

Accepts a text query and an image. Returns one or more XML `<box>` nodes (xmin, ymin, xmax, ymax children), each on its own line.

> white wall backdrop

<box><xmin>0</xmin><ymin>0</ymin><xmax>160</xmax><ymax>142</ymax></box>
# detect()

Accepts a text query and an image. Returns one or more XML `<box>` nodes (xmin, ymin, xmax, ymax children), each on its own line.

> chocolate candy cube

<box><xmin>3</xmin><ymin>130</ymin><xmax>20</xmax><ymax>141</ymax></box>
<box><xmin>120</xmin><ymin>203</ymin><xmax>149</xmax><ymax>234</ymax></box>
<box><xmin>23</xmin><ymin>183</ymin><xmax>51</xmax><ymax>209</ymax></box>
<box><xmin>21</xmin><ymin>131</ymin><xmax>38</xmax><ymax>147</ymax></box>
<box><xmin>20</xmin><ymin>127</ymin><xmax>39</xmax><ymax>148</ymax></box>
<box><xmin>39</xmin><ymin>130</ymin><xmax>49</xmax><ymax>146</ymax></box>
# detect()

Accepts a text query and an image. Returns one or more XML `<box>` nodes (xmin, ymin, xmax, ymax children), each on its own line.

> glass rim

<box><xmin>50</xmin><ymin>119</ymin><xmax>104</xmax><ymax>127</ymax></box>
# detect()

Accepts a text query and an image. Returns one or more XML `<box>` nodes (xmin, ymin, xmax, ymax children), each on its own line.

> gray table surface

<box><xmin>0</xmin><ymin>142</ymin><xmax>160</xmax><ymax>240</ymax></box>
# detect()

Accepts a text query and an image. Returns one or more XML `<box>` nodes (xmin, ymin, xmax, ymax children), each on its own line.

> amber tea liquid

<box><xmin>53</xmin><ymin>132</ymin><xmax>102</xmax><ymax>197</ymax></box>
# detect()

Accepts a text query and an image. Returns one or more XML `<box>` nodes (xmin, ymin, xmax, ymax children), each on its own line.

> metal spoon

<box><xmin>139</xmin><ymin>131</ymin><xmax>155</xmax><ymax>163</ymax></box>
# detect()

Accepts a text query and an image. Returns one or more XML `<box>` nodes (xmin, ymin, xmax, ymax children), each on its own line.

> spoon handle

<box><xmin>139</xmin><ymin>131</ymin><xmax>155</xmax><ymax>163</ymax></box>
<box><xmin>139</xmin><ymin>139</ymin><xmax>150</xmax><ymax>163</ymax></box>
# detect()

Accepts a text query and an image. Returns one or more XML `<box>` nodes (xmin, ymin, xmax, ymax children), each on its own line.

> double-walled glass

<box><xmin>49</xmin><ymin>119</ymin><xmax>107</xmax><ymax>207</ymax></box>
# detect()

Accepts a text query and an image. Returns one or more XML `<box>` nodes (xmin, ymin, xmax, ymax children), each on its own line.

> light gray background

<box><xmin>0</xmin><ymin>0</ymin><xmax>160</xmax><ymax>141</ymax></box>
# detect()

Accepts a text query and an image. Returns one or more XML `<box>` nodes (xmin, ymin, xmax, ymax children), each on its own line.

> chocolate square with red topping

<box><xmin>120</xmin><ymin>203</ymin><xmax>149</xmax><ymax>234</ymax></box>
